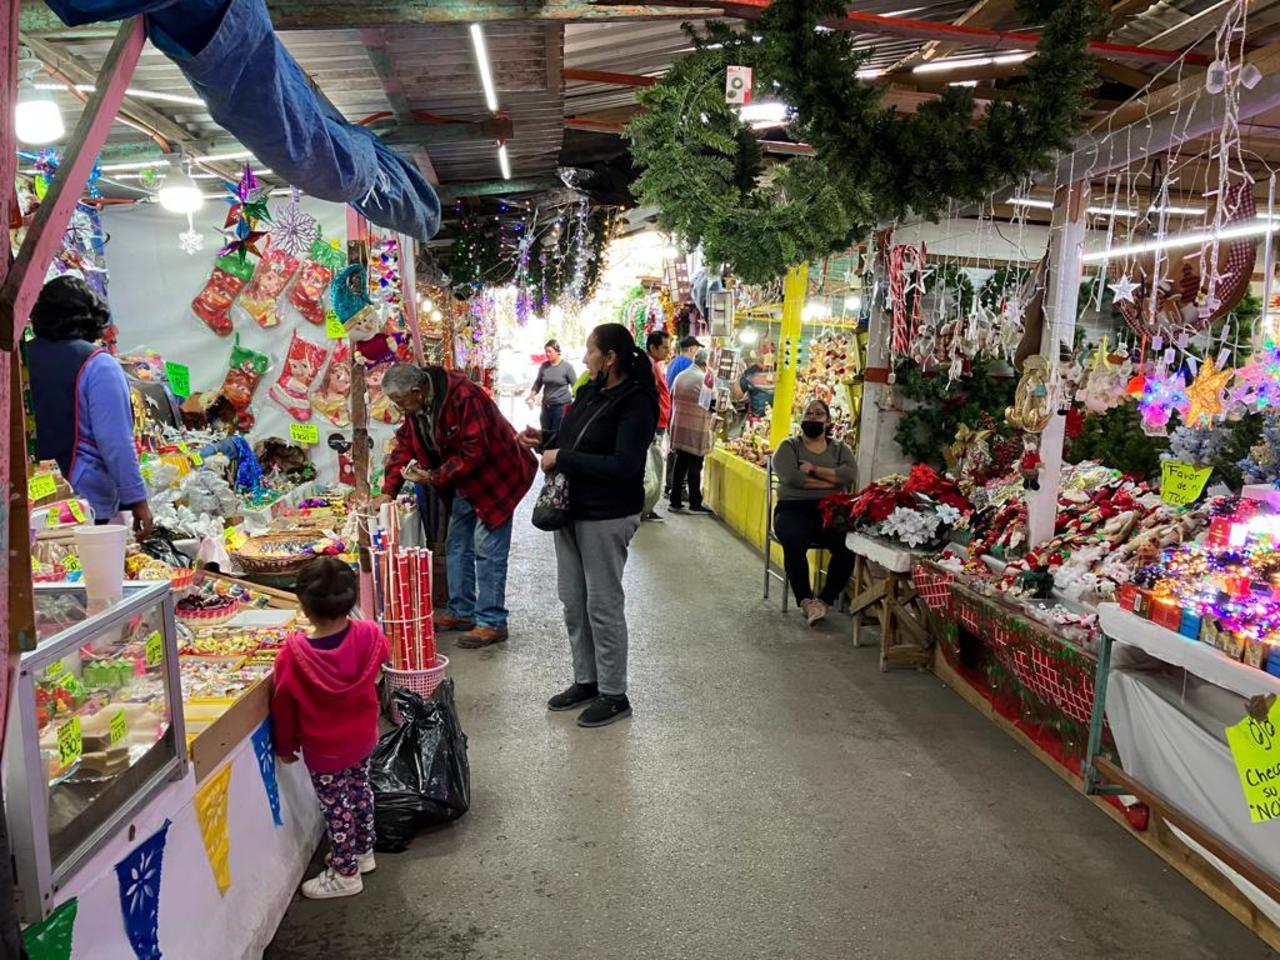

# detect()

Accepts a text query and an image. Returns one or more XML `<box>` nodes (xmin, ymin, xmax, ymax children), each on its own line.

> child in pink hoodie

<box><xmin>272</xmin><ymin>557</ymin><xmax>389</xmax><ymax>899</ymax></box>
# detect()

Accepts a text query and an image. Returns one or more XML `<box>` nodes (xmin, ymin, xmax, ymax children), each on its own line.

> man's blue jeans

<box><xmin>446</xmin><ymin>495</ymin><xmax>513</xmax><ymax>629</ymax></box>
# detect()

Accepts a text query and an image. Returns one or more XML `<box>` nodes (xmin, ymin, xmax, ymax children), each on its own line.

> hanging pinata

<box><xmin>268</xmin><ymin>331</ymin><xmax>329</xmax><ymax>421</ymax></box>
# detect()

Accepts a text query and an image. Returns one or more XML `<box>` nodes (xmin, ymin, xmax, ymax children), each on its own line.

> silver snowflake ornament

<box><xmin>268</xmin><ymin>200</ymin><xmax>320</xmax><ymax>259</ymax></box>
<box><xmin>178</xmin><ymin>226</ymin><xmax>205</xmax><ymax>256</ymax></box>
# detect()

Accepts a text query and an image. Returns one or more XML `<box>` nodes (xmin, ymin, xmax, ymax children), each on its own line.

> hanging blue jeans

<box><xmin>446</xmin><ymin>496</ymin><xmax>513</xmax><ymax>629</ymax></box>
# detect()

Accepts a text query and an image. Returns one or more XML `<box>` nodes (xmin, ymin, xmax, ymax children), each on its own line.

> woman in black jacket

<box><xmin>520</xmin><ymin>323</ymin><xmax>658</xmax><ymax>727</ymax></box>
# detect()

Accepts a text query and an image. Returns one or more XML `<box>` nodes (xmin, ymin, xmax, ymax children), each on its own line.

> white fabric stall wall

<box><xmin>100</xmin><ymin>200</ymin><xmax>400</xmax><ymax>487</ymax></box>
<box><xmin>58</xmin><ymin>738</ymin><xmax>323</xmax><ymax>960</ymax></box>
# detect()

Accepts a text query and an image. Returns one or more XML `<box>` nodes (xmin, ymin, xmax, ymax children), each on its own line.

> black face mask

<box><xmin>801</xmin><ymin>420</ymin><xmax>826</xmax><ymax>439</ymax></box>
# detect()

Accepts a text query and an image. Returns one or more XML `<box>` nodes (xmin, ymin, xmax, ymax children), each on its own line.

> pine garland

<box><xmin>626</xmin><ymin>1</ymin><xmax>1101</xmax><ymax>283</ymax></box>
<box><xmin>893</xmin><ymin>358</ymin><xmax>1016</xmax><ymax>467</ymax></box>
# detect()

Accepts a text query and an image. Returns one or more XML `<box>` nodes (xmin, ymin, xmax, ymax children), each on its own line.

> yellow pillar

<box><xmin>770</xmin><ymin>264</ymin><xmax>808</xmax><ymax>450</ymax></box>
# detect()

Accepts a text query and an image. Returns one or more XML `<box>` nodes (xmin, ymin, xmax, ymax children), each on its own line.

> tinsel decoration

<box><xmin>1239</xmin><ymin>414</ymin><xmax>1280</xmax><ymax>484</ymax></box>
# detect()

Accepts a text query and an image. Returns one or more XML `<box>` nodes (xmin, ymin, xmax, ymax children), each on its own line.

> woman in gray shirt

<box><xmin>772</xmin><ymin>398</ymin><xmax>858</xmax><ymax>626</ymax></box>
<box><xmin>528</xmin><ymin>339</ymin><xmax>577</xmax><ymax>434</ymax></box>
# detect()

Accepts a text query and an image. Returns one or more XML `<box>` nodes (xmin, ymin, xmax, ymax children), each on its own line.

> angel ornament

<box><xmin>1006</xmin><ymin>356</ymin><xmax>1054</xmax><ymax>434</ymax></box>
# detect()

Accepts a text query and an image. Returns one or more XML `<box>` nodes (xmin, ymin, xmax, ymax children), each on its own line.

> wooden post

<box><xmin>1027</xmin><ymin>180</ymin><xmax>1089</xmax><ymax>547</ymax></box>
<box><xmin>769</xmin><ymin>264</ymin><xmax>808</xmax><ymax>451</ymax></box>
<box><xmin>347</xmin><ymin>210</ymin><xmax>375</xmax><ymax>615</ymax></box>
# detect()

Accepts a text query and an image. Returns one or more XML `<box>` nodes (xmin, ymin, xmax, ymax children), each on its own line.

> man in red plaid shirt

<box><xmin>375</xmin><ymin>363</ymin><xmax>537</xmax><ymax>648</ymax></box>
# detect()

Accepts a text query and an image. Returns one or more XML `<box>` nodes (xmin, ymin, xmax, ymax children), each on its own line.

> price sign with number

<box><xmin>45</xmin><ymin>659</ymin><xmax>65</xmax><ymax>680</ymax></box>
<box><xmin>28</xmin><ymin>473</ymin><xmax>56</xmax><ymax>502</ymax></box>
<box><xmin>57</xmin><ymin>716</ymin><xmax>82</xmax><ymax>767</ymax></box>
<box><xmin>1161</xmin><ymin>461</ymin><xmax>1213</xmax><ymax>507</ymax></box>
<box><xmin>145</xmin><ymin>631</ymin><xmax>164</xmax><ymax>668</ymax></box>
<box><xmin>109</xmin><ymin>710</ymin><xmax>127</xmax><ymax>747</ymax></box>
<box><xmin>165</xmin><ymin>361</ymin><xmax>191</xmax><ymax>397</ymax></box>
<box><xmin>62</xmin><ymin>553</ymin><xmax>82</xmax><ymax>573</ymax></box>
<box><xmin>68</xmin><ymin>501</ymin><xmax>86</xmax><ymax>523</ymax></box>
<box><xmin>179</xmin><ymin>441</ymin><xmax>204</xmax><ymax>468</ymax></box>
<box><xmin>225</xmin><ymin>527</ymin><xmax>247</xmax><ymax>551</ymax></box>
<box><xmin>290</xmin><ymin>423</ymin><xmax>319</xmax><ymax>445</ymax></box>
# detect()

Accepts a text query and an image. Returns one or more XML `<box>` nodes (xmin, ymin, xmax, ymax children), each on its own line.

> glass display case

<box><xmin>6</xmin><ymin>582</ymin><xmax>187</xmax><ymax>922</ymax></box>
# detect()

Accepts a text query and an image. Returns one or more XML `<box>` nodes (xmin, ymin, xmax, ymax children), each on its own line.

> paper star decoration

<box><xmin>1109</xmin><ymin>275</ymin><xmax>1140</xmax><ymax>304</ymax></box>
<box><xmin>1180</xmin><ymin>356</ymin><xmax>1235</xmax><ymax>428</ymax></box>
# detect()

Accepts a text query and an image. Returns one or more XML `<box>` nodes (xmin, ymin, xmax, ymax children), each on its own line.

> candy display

<box><xmin>176</xmin><ymin>593</ymin><xmax>243</xmax><ymax>627</ymax></box>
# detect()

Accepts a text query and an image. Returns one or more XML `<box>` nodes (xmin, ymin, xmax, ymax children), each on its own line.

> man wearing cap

<box><xmin>666</xmin><ymin>335</ymin><xmax>703</xmax><ymax>391</ymax></box>
<box><xmin>664</xmin><ymin>335</ymin><xmax>703</xmax><ymax>500</ymax></box>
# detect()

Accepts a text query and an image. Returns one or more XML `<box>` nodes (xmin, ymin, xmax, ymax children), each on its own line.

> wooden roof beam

<box><xmin>886</xmin><ymin>0</ymin><xmax>1018</xmax><ymax>75</ymax></box>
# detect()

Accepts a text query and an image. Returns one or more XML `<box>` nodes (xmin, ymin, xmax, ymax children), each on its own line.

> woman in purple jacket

<box><xmin>26</xmin><ymin>277</ymin><xmax>153</xmax><ymax>536</ymax></box>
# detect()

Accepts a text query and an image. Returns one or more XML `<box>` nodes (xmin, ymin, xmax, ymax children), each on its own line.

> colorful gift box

<box><xmin>1133</xmin><ymin>588</ymin><xmax>1154</xmax><ymax>619</ymax></box>
<box><xmin>1179</xmin><ymin>609</ymin><xmax>1202</xmax><ymax>640</ymax></box>
<box><xmin>1245</xmin><ymin>635</ymin><xmax>1270</xmax><ymax>669</ymax></box>
<box><xmin>1152</xmin><ymin>600</ymin><xmax>1183</xmax><ymax>631</ymax></box>
<box><xmin>1119</xmin><ymin>583</ymin><xmax>1140</xmax><ymax>612</ymax></box>
<box><xmin>1217</xmin><ymin>627</ymin><xmax>1245</xmax><ymax>661</ymax></box>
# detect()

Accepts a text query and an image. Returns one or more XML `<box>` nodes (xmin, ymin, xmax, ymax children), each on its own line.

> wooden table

<box><xmin>846</xmin><ymin>533</ymin><xmax>932</xmax><ymax>671</ymax></box>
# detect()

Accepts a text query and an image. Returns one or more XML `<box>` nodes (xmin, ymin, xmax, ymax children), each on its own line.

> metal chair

<box><xmin>763</xmin><ymin>455</ymin><xmax>827</xmax><ymax>612</ymax></box>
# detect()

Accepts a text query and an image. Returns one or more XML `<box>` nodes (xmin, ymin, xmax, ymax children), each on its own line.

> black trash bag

<box><xmin>371</xmin><ymin>680</ymin><xmax>470</xmax><ymax>852</ymax></box>
<box><xmin>138</xmin><ymin>528</ymin><xmax>192</xmax><ymax>569</ymax></box>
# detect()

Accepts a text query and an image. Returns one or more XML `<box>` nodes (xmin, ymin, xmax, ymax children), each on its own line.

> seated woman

<box><xmin>771</xmin><ymin>398</ymin><xmax>857</xmax><ymax>626</ymax></box>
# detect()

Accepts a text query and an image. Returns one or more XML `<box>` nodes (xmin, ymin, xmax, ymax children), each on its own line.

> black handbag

<box><xmin>531</xmin><ymin>400</ymin><xmax>609</xmax><ymax>532</ymax></box>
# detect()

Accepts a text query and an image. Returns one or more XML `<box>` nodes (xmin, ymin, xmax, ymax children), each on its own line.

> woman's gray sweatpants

<box><xmin>555</xmin><ymin>515</ymin><xmax>642</xmax><ymax>696</ymax></box>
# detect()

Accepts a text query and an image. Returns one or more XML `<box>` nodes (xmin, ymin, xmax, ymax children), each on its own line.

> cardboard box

<box><xmin>1245</xmin><ymin>635</ymin><xmax>1269</xmax><ymax>669</ymax></box>
<box><xmin>1179</xmin><ymin>609</ymin><xmax>1202</xmax><ymax>640</ymax></box>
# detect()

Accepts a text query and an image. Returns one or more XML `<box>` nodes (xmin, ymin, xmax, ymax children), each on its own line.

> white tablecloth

<box><xmin>1100</xmin><ymin>602</ymin><xmax>1280</xmax><ymax>922</ymax></box>
<box><xmin>845</xmin><ymin>533</ymin><xmax>925</xmax><ymax>574</ymax></box>
<box><xmin>1099</xmin><ymin>603</ymin><xmax>1280</xmax><ymax>699</ymax></box>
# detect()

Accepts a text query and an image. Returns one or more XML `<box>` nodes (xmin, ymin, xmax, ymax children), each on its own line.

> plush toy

<box><xmin>1020</xmin><ymin>436</ymin><xmax>1043</xmax><ymax>491</ymax></box>
<box><xmin>192</xmin><ymin>254</ymin><xmax>255</xmax><ymax>336</ymax></box>
<box><xmin>290</xmin><ymin>239</ymin><xmax>346</xmax><ymax>326</ymax></box>
<box><xmin>269</xmin><ymin>331</ymin><xmax>328</xmax><ymax>421</ymax></box>
<box><xmin>238</xmin><ymin>242</ymin><xmax>300</xmax><ymax>328</ymax></box>
<box><xmin>312</xmin><ymin>343</ymin><xmax>352</xmax><ymax>427</ymax></box>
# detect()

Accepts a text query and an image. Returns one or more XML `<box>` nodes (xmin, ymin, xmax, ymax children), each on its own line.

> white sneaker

<box><xmin>325</xmin><ymin>851</ymin><xmax>376</xmax><ymax>874</ymax></box>
<box><xmin>301</xmin><ymin>867</ymin><xmax>363</xmax><ymax>899</ymax></box>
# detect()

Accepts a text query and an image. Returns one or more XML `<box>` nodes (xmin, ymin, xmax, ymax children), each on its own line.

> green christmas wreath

<box><xmin>626</xmin><ymin>0</ymin><xmax>1101</xmax><ymax>284</ymax></box>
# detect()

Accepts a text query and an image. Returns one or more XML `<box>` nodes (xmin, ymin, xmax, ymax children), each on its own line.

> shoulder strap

<box><xmin>570</xmin><ymin>397</ymin><xmax>612</xmax><ymax>452</ymax></box>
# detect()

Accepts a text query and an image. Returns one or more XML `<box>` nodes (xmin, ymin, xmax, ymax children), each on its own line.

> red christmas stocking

<box><xmin>289</xmin><ymin>239</ymin><xmax>347</xmax><ymax>325</ymax></box>
<box><xmin>217</xmin><ymin>335</ymin><xmax>271</xmax><ymax>431</ymax></box>
<box><xmin>269</xmin><ymin>331</ymin><xmax>328</xmax><ymax>421</ymax></box>
<box><xmin>311</xmin><ymin>343</ymin><xmax>352</xmax><ymax>427</ymax></box>
<box><xmin>239</xmin><ymin>241</ymin><xmax>300</xmax><ymax>328</ymax></box>
<box><xmin>192</xmin><ymin>254</ymin><xmax>256</xmax><ymax>337</ymax></box>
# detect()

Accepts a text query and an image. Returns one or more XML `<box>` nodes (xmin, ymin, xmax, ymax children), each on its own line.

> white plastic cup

<box><xmin>73</xmin><ymin>525</ymin><xmax>129</xmax><ymax>602</ymax></box>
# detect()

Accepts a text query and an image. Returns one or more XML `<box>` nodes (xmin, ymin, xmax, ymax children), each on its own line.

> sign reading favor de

<box><xmin>1226</xmin><ymin>697</ymin><xmax>1280</xmax><ymax>823</ymax></box>
<box><xmin>1161</xmin><ymin>460</ymin><xmax>1212</xmax><ymax>507</ymax></box>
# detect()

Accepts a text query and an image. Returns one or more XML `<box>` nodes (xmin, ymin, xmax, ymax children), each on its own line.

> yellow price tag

<box><xmin>225</xmin><ymin>527</ymin><xmax>247</xmax><ymax>550</ymax></box>
<box><xmin>57</xmin><ymin>716</ymin><xmax>82</xmax><ymax>767</ymax></box>
<box><xmin>68</xmin><ymin>501</ymin><xmax>86</xmax><ymax>523</ymax></box>
<box><xmin>45</xmin><ymin>659</ymin><xmax>65</xmax><ymax>680</ymax></box>
<box><xmin>109</xmin><ymin>709</ymin><xmax>127</xmax><ymax>747</ymax></box>
<box><xmin>62</xmin><ymin>553</ymin><xmax>82</xmax><ymax>573</ymax></box>
<box><xmin>28</xmin><ymin>473</ymin><xmax>56</xmax><ymax>501</ymax></box>
<box><xmin>145</xmin><ymin>631</ymin><xmax>164</xmax><ymax>668</ymax></box>
<box><xmin>1226</xmin><ymin>698</ymin><xmax>1280</xmax><ymax>823</ymax></box>
<box><xmin>46</xmin><ymin>509</ymin><xmax>60</xmax><ymax>528</ymax></box>
<box><xmin>325</xmin><ymin>310</ymin><xmax>346</xmax><ymax>340</ymax></box>
<box><xmin>1161</xmin><ymin>461</ymin><xmax>1213</xmax><ymax>507</ymax></box>
<box><xmin>190</xmin><ymin>451</ymin><xmax>204</xmax><ymax>467</ymax></box>
<box><xmin>290</xmin><ymin>423</ymin><xmax>319</xmax><ymax>445</ymax></box>
<box><xmin>178</xmin><ymin>442</ymin><xmax>204</xmax><ymax>468</ymax></box>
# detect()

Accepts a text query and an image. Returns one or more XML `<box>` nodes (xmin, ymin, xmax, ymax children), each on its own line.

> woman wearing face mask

<box><xmin>771</xmin><ymin>398</ymin><xmax>857</xmax><ymax>626</ymax></box>
<box><xmin>519</xmin><ymin>323</ymin><xmax>658</xmax><ymax>727</ymax></box>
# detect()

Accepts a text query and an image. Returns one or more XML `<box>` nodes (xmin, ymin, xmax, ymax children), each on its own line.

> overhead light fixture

<box><xmin>1011</xmin><ymin>197</ymin><xmax>1054</xmax><ymax>210</ymax></box>
<box><xmin>35</xmin><ymin>82</ymin><xmax>205</xmax><ymax>107</ymax></box>
<box><xmin>914</xmin><ymin>52</ymin><xmax>1031</xmax><ymax>74</ymax></box>
<box><xmin>802</xmin><ymin>302</ymin><xmax>831</xmax><ymax>322</ymax></box>
<box><xmin>470</xmin><ymin>24</ymin><xmax>499</xmax><ymax>113</ymax></box>
<box><xmin>739</xmin><ymin>328</ymin><xmax>759</xmax><ymax>345</ymax></box>
<box><xmin>498</xmin><ymin>143</ymin><xmax>511</xmax><ymax>180</ymax></box>
<box><xmin>855</xmin><ymin>68</ymin><xmax>885</xmax><ymax>80</ymax></box>
<box><xmin>1088</xmin><ymin>207</ymin><xmax>1139</xmax><ymax>218</ymax></box>
<box><xmin>16</xmin><ymin>50</ymin><xmax>64</xmax><ymax>145</ymax></box>
<box><xmin>1082</xmin><ymin>217</ymin><xmax>1280</xmax><ymax>262</ymax></box>
<box><xmin>739</xmin><ymin>101</ymin><xmax>789</xmax><ymax>125</ymax></box>
<box><xmin>844</xmin><ymin>294</ymin><xmax>862</xmax><ymax>312</ymax></box>
<box><xmin>157</xmin><ymin>155</ymin><xmax>204</xmax><ymax>214</ymax></box>
<box><xmin>1150</xmin><ymin>204</ymin><xmax>1206</xmax><ymax>216</ymax></box>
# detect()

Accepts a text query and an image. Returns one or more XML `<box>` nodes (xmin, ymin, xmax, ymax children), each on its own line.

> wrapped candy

<box><xmin>289</xmin><ymin>239</ymin><xmax>347</xmax><ymax>325</ymax></box>
<box><xmin>192</xmin><ymin>254</ymin><xmax>256</xmax><ymax>337</ymax></box>
<box><xmin>268</xmin><ymin>331</ymin><xmax>328</xmax><ymax>421</ymax></box>
<box><xmin>238</xmin><ymin>241</ymin><xmax>300</xmax><ymax>328</ymax></box>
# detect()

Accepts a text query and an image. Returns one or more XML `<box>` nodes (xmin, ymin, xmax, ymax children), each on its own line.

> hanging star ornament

<box><xmin>1109</xmin><ymin>275</ymin><xmax>1140</xmax><ymax>305</ymax></box>
<box><xmin>1180</xmin><ymin>356</ymin><xmax>1235</xmax><ymax>428</ymax></box>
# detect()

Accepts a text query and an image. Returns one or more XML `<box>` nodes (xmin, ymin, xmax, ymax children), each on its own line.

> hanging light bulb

<box><xmin>1205</xmin><ymin>59</ymin><xmax>1227</xmax><ymax>95</ymax></box>
<box><xmin>15</xmin><ymin>51</ymin><xmax>64</xmax><ymax>145</ymax></box>
<box><xmin>157</xmin><ymin>155</ymin><xmax>204</xmax><ymax>214</ymax></box>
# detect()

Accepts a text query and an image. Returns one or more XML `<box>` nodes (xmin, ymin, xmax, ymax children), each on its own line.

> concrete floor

<box><xmin>266</xmin><ymin>504</ymin><xmax>1274</xmax><ymax>960</ymax></box>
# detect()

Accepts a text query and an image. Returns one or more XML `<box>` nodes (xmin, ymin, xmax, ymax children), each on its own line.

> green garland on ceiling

<box><xmin>626</xmin><ymin>0</ymin><xmax>1101</xmax><ymax>284</ymax></box>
